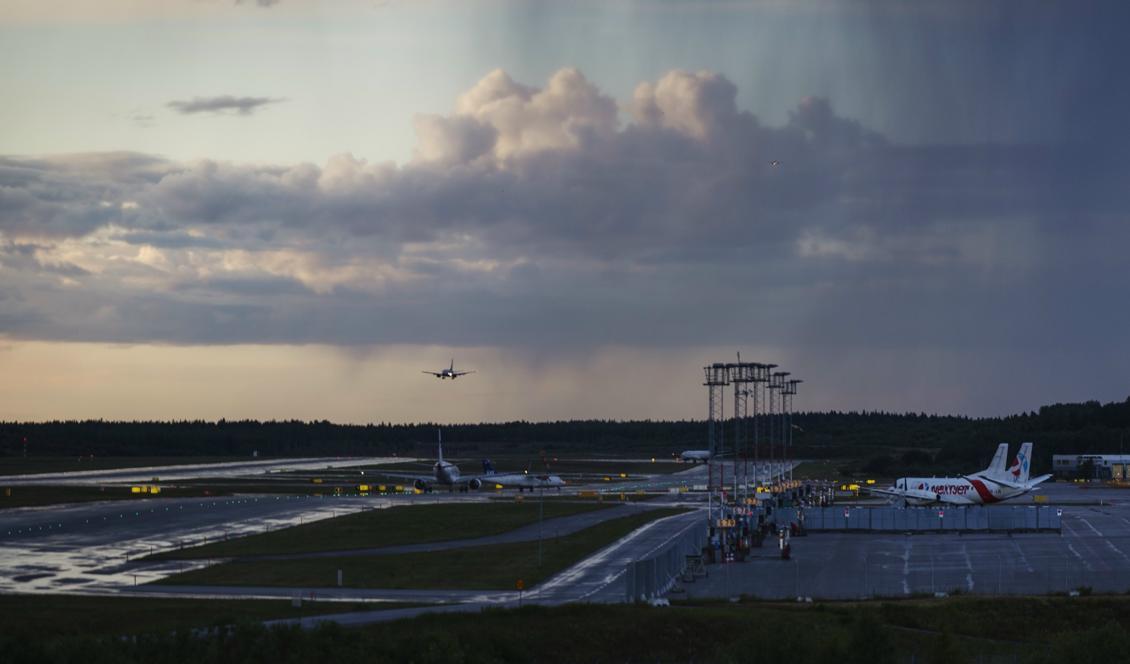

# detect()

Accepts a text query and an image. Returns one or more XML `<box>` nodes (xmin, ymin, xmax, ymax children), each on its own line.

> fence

<box><xmin>770</xmin><ymin>506</ymin><xmax>1061</xmax><ymax>532</ymax></box>
<box><xmin>624</xmin><ymin>518</ymin><xmax>708</xmax><ymax>602</ymax></box>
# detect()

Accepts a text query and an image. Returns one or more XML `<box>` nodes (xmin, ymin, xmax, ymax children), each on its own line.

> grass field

<box><xmin>791</xmin><ymin>459</ymin><xmax>854</xmax><ymax>481</ymax></box>
<box><xmin>10</xmin><ymin>596</ymin><xmax>1128</xmax><ymax>662</ymax></box>
<box><xmin>151</xmin><ymin>500</ymin><xmax>612</xmax><ymax>560</ymax></box>
<box><xmin>155</xmin><ymin>507</ymin><xmax>688</xmax><ymax>590</ymax></box>
<box><xmin>0</xmin><ymin>594</ymin><xmax>415</xmax><ymax>638</ymax></box>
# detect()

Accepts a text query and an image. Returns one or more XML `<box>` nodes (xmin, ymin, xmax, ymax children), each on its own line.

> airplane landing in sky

<box><xmin>423</xmin><ymin>359</ymin><xmax>475</xmax><ymax>380</ymax></box>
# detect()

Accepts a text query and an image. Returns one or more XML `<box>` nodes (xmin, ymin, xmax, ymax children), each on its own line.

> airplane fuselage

<box><xmin>484</xmin><ymin>472</ymin><xmax>566</xmax><ymax>490</ymax></box>
<box><xmin>894</xmin><ymin>476</ymin><xmax>1028</xmax><ymax>505</ymax></box>
<box><xmin>434</xmin><ymin>460</ymin><xmax>461</xmax><ymax>485</ymax></box>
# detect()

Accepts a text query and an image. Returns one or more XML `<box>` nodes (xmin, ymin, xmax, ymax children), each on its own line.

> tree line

<box><xmin>2</xmin><ymin>397</ymin><xmax>1128</xmax><ymax>472</ymax></box>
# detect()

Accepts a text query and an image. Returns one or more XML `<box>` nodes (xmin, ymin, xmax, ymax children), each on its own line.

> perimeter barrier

<box><xmin>624</xmin><ymin>518</ymin><xmax>708</xmax><ymax>602</ymax></box>
<box><xmin>771</xmin><ymin>505</ymin><xmax>1061</xmax><ymax>532</ymax></box>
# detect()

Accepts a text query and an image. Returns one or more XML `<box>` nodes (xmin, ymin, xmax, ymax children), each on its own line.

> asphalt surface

<box><xmin>678</xmin><ymin>481</ymin><xmax>1130</xmax><ymax>600</ymax></box>
<box><xmin>0</xmin><ymin>457</ymin><xmax>709</xmax><ymax>594</ymax></box>
<box><xmin>0</xmin><ymin>493</ymin><xmax>489</xmax><ymax>593</ymax></box>
<box><xmin>21</xmin><ymin>456</ymin><xmax>1130</xmax><ymax>630</ymax></box>
<box><xmin>0</xmin><ymin>456</ymin><xmax>405</xmax><ymax>486</ymax></box>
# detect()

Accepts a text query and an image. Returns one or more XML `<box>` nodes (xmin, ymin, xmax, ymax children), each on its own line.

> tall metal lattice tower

<box><xmin>768</xmin><ymin>371</ymin><xmax>789</xmax><ymax>482</ymax></box>
<box><xmin>784</xmin><ymin>378</ymin><xmax>802</xmax><ymax>482</ymax></box>
<box><xmin>703</xmin><ymin>363</ymin><xmax>729</xmax><ymax>503</ymax></box>
<box><xmin>728</xmin><ymin>354</ymin><xmax>757</xmax><ymax>502</ymax></box>
<box><xmin>750</xmin><ymin>363</ymin><xmax>772</xmax><ymax>484</ymax></box>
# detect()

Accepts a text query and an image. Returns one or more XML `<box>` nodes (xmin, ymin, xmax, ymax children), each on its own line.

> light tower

<box><xmin>703</xmin><ymin>363</ymin><xmax>729</xmax><ymax>521</ymax></box>
<box><xmin>784</xmin><ymin>378</ymin><xmax>802</xmax><ymax>483</ymax></box>
<box><xmin>751</xmin><ymin>363</ymin><xmax>773</xmax><ymax>485</ymax></box>
<box><xmin>769</xmin><ymin>371</ymin><xmax>789</xmax><ymax>483</ymax></box>
<box><xmin>728</xmin><ymin>353</ymin><xmax>758</xmax><ymax>505</ymax></box>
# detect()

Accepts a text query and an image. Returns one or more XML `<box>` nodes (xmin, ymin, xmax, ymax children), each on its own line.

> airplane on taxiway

<box><xmin>679</xmin><ymin>449</ymin><xmax>711</xmax><ymax>463</ymax></box>
<box><xmin>381</xmin><ymin>431</ymin><xmax>564</xmax><ymax>492</ymax></box>
<box><xmin>869</xmin><ymin>442</ymin><xmax>1052</xmax><ymax>506</ymax></box>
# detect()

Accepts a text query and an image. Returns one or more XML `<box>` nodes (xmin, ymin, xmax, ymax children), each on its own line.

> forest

<box><xmin>2</xmin><ymin>398</ymin><xmax>1128</xmax><ymax>474</ymax></box>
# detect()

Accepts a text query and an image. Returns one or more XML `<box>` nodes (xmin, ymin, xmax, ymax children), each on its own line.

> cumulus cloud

<box><xmin>413</xmin><ymin>68</ymin><xmax>618</xmax><ymax>163</ymax></box>
<box><xmin>1</xmin><ymin>68</ymin><xmax>1127</xmax><ymax>360</ymax></box>
<box><xmin>167</xmin><ymin>95</ymin><xmax>285</xmax><ymax>115</ymax></box>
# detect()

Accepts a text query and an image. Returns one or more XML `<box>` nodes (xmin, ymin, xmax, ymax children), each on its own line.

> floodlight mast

<box><xmin>729</xmin><ymin>353</ymin><xmax>756</xmax><ymax>506</ymax></box>
<box><xmin>782</xmin><ymin>379</ymin><xmax>802</xmax><ymax>482</ymax></box>
<box><xmin>751</xmin><ymin>363</ymin><xmax>772</xmax><ymax>484</ymax></box>
<box><xmin>703</xmin><ymin>363</ymin><xmax>729</xmax><ymax>523</ymax></box>
<box><xmin>769</xmin><ymin>371</ymin><xmax>789</xmax><ymax>483</ymax></box>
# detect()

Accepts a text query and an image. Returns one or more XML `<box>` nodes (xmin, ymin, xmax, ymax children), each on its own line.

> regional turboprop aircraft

<box><xmin>869</xmin><ymin>442</ymin><xmax>1052</xmax><ymax>506</ymax></box>
<box><xmin>679</xmin><ymin>450</ymin><xmax>712</xmax><ymax>463</ymax></box>
<box><xmin>381</xmin><ymin>431</ymin><xmax>563</xmax><ymax>492</ymax></box>
<box><xmin>422</xmin><ymin>359</ymin><xmax>474</xmax><ymax>379</ymax></box>
<box><xmin>477</xmin><ymin>459</ymin><xmax>566</xmax><ymax>492</ymax></box>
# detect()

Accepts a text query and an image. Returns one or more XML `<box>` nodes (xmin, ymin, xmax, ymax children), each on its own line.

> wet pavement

<box><xmin>0</xmin><ymin>493</ymin><xmax>478</xmax><ymax>593</ymax></box>
<box><xmin>0</xmin><ymin>456</ymin><xmax>405</xmax><ymax>486</ymax></box>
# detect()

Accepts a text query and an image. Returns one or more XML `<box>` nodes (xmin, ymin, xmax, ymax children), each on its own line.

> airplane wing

<box><xmin>422</xmin><ymin>370</ymin><xmax>442</xmax><ymax>376</ymax></box>
<box><xmin>453</xmin><ymin>370</ymin><xmax>475</xmax><ymax>377</ymax></box>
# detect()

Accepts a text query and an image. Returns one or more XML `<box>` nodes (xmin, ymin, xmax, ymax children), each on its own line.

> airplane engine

<box><xmin>413</xmin><ymin>479</ymin><xmax>429</xmax><ymax>492</ymax></box>
<box><xmin>468</xmin><ymin>478</ymin><xmax>482</xmax><ymax>491</ymax></box>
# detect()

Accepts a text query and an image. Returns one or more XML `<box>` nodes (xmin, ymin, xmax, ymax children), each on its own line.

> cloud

<box><xmin>167</xmin><ymin>95</ymin><xmax>285</xmax><ymax>116</ymax></box>
<box><xmin>0</xmin><ymin>68</ymin><xmax>1127</xmax><ymax>367</ymax></box>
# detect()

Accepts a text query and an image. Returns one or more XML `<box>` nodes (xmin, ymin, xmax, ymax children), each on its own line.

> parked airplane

<box><xmin>870</xmin><ymin>442</ymin><xmax>1052</xmax><ymax>506</ymax></box>
<box><xmin>382</xmin><ymin>431</ymin><xmax>563</xmax><ymax>492</ymax></box>
<box><xmin>679</xmin><ymin>450</ymin><xmax>711</xmax><ymax>463</ymax></box>
<box><xmin>422</xmin><ymin>359</ymin><xmax>474</xmax><ymax>380</ymax></box>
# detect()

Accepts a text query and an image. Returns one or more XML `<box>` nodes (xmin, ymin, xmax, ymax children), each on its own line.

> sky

<box><xmin>1</xmin><ymin>0</ymin><xmax>1128</xmax><ymax>423</ymax></box>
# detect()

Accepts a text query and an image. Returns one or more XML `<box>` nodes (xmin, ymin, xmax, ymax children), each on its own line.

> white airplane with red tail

<box><xmin>869</xmin><ymin>442</ymin><xmax>1052</xmax><ymax>506</ymax></box>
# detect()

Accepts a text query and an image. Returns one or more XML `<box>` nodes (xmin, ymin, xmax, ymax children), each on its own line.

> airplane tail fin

<box><xmin>985</xmin><ymin>443</ymin><xmax>1009</xmax><ymax>478</ymax></box>
<box><xmin>450</xmin><ymin>358</ymin><xmax>454</xmax><ymax>372</ymax></box>
<box><xmin>482</xmin><ymin>459</ymin><xmax>495</xmax><ymax>475</ymax></box>
<box><xmin>1007</xmin><ymin>442</ymin><xmax>1033</xmax><ymax>483</ymax></box>
<box><xmin>437</xmin><ymin>429</ymin><xmax>444</xmax><ymax>463</ymax></box>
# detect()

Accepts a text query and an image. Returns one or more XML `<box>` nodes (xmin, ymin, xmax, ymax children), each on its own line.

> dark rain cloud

<box><xmin>0</xmin><ymin>65</ymin><xmax>1127</xmax><ymax>369</ymax></box>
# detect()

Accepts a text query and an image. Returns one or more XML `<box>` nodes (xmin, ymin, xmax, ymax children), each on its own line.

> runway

<box><xmin>0</xmin><ymin>456</ymin><xmax>406</xmax><ymax>486</ymax></box>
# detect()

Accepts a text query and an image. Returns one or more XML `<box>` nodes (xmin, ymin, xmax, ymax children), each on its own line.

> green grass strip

<box><xmin>154</xmin><ymin>500</ymin><xmax>611</xmax><ymax>559</ymax></box>
<box><xmin>156</xmin><ymin>507</ymin><xmax>689</xmax><ymax>590</ymax></box>
<box><xmin>0</xmin><ymin>594</ymin><xmax>417</xmax><ymax>638</ymax></box>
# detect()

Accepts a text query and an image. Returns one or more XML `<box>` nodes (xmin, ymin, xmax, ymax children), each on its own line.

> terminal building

<box><xmin>1052</xmin><ymin>454</ymin><xmax>1130</xmax><ymax>480</ymax></box>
